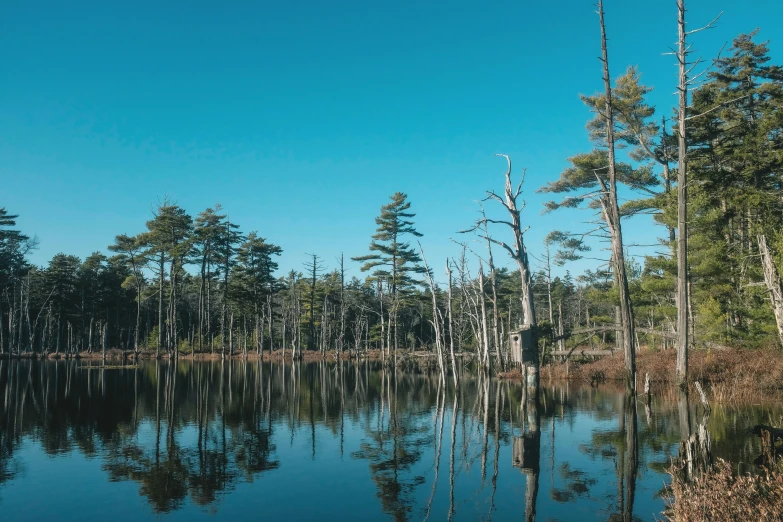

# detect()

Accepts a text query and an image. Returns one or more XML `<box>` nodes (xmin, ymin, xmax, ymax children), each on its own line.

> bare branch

<box><xmin>684</xmin><ymin>93</ymin><xmax>749</xmax><ymax>121</ymax></box>
<box><xmin>686</xmin><ymin>11</ymin><xmax>723</xmax><ymax>35</ymax></box>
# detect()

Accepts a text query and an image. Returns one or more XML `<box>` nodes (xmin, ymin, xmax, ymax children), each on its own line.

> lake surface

<box><xmin>0</xmin><ymin>360</ymin><xmax>779</xmax><ymax>521</ymax></box>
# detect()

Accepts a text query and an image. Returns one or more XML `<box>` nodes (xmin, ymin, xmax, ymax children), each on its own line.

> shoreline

<box><xmin>502</xmin><ymin>347</ymin><xmax>783</xmax><ymax>402</ymax></box>
<box><xmin>0</xmin><ymin>348</ymin><xmax>384</xmax><ymax>362</ymax></box>
<box><xmin>3</xmin><ymin>346</ymin><xmax>782</xmax><ymax>402</ymax></box>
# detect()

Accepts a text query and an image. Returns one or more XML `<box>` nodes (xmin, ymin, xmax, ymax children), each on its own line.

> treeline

<box><xmin>0</xmin><ymin>196</ymin><xmax>584</xmax><ymax>361</ymax></box>
<box><xmin>1</xmin><ymin>28</ymin><xmax>782</xmax><ymax>363</ymax></box>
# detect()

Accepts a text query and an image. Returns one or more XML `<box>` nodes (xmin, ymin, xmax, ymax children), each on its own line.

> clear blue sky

<box><xmin>2</xmin><ymin>0</ymin><xmax>781</xmax><ymax>281</ymax></box>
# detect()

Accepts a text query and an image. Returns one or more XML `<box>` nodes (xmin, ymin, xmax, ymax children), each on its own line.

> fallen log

<box><xmin>552</xmin><ymin>349</ymin><xmax>617</xmax><ymax>358</ymax></box>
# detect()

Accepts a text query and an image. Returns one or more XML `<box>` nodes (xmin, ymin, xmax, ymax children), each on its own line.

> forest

<box><xmin>1</xmin><ymin>7</ymin><xmax>782</xmax><ymax>395</ymax></box>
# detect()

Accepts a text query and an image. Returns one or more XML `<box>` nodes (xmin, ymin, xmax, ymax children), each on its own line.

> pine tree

<box><xmin>192</xmin><ymin>205</ymin><xmax>227</xmax><ymax>352</ymax></box>
<box><xmin>109</xmin><ymin>234</ymin><xmax>146</xmax><ymax>355</ymax></box>
<box><xmin>688</xmin><ymin>31</ymin><xmax>783</xmax><ymax>346</ymax></box>
<box><xmin>0</xmin><ymin>208</ymin><xmax>32</xmax><ymax>354</ymax></box>
<box><xmin>234</xmin><ymin>233</ymin><xmax>282</xmax><ymax>355</ymax></box>
<box><xmin>139</xmin><ymin>201</ymin><xmax>193</xmax><ymax>356</ymax></box>
<box><xmin>353</xmin><ymin>192</ymin><xmax>425</xmax><ymax>359</ymax></box>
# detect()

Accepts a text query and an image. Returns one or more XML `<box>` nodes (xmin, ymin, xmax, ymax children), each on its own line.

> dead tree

<box><xmin>304</xmin><ymin>253</ymin><xmax>324</xmax><ymax>353</ymax></box>
<box><xmin>419</xmin><ymin>242</ymin><xmax>446</xmax><ymax>383</ymax></box>
<box><xmin>464</xmin><ymin>155</ymin><xmax>537</xmax><ymax>391</ymax></box>
<box><xmin>478</xmin><ymin>263</ymin><xmax>490</xmax><ymax>369</ymax></box>
<box><xmin>672</xmin><ymin>1</ymin><xmax>722</xmax><ymax>384</ymax></box>
<box><xmin>445</xmin><ymin>261</ymin><xmax>459</xmax><ymax>388</ymax></box>
<box><xmin>483</xmin><ymin>155</ymin><xmax>536</xmax><ymax>329</ymax></box>
<box><xmin>479</xmin><ymin>209</ymin><xmax>504</xmax><ymax>370</ymax></box>
<box><xmin>675</xmin><ymin>0</ymin><xmax>690</xmax><ymax>387</ymax></box>
<box><xmin>464</xmin><ymin>155</ymin><xmax>536</xmax><ymax>332</ymax></box>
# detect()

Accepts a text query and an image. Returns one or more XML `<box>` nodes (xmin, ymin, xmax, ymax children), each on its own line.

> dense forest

<box><xmin>2</xmin><ymin>25</ymin><xmax>782</xmax><ymax>378</ymax></box>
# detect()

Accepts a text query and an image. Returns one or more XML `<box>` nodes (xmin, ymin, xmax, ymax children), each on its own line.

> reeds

<box><xmin>666</xmin><ymin>459</ymin><xmax>783</xmax><ymax>521</ymax></box>
<box><xmin>543</xmin><ymin>348</ymin><xmax>783</xmax><ymax>402</ymax></box>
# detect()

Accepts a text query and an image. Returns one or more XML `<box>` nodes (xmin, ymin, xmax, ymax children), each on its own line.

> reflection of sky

<box><xmin>1</xmin><ymin>378</ymin><xmax>780</xmax><ymax>521</ymax></box>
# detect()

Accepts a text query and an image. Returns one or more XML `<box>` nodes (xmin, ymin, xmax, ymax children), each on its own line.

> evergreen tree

<box><xmin>109</xmin><ymin>234</ymin><xmax>146</xmax><ymax>354</ymax></box>
<box><xmin>353</xmin><ymin>192</ymin><xmax>425</xmax><ymax>357</ymax></box>
<box><xmin>688</xmin><ymin>31</ymin><xmax>783</xmax><ymax>345</ymax></box>
<box><xmin>192</xmin><ymin>205</ymin><xmax>227</xmax><ymax>352</ymax></box>
<box><xmin>139</xmin><ymin>201</ymin><xmax>193</xmax><ymax>356</ymax></box>
<box><xmin>234</xmin><ymin>232</ymin><xmax>282</xmax><ymax>354</ymax></box>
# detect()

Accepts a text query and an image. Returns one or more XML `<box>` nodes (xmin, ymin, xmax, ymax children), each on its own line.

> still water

<box><xmin>0</xmin><ymin>360</ymin><xmax>779</xmax><ymax>521</ymax></box>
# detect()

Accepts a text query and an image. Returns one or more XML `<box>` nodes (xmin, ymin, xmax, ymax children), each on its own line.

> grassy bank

<box><xmin>539</xmin><ymin>348</ymin><xmax>783</xmax><ymax>401</ymax></box>
<box><xmin>0</xmin><ymin>348</ymin><xmax>387</xmax><ymax>362</ymax></box>
<box><xmin>666</xmin><ymin>459</ymin><xmax>783</xmax><ymax>521</ymax></box>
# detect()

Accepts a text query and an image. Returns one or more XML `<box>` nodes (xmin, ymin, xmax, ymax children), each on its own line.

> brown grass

<box><xmin>497</xmin><ymin>368</ymin><xmax>524</xmax><ymax>380</ymax></box>
<box><xmin>666</xmin><ymin>459</ymin><xmax>783</xmax><ymax>521</ymax></box>
<box><xmin>542</xmin><ymin>348</ymin><xmax>783</xmax><ymax>402</ymax></box>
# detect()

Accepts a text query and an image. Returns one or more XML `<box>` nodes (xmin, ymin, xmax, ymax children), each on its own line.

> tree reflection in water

<box><xmin>0</xmin><ymin>359</ymin><xmax>779</xmax><ymax>520</ymax></box>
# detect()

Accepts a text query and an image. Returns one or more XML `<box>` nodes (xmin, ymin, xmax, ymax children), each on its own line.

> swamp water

<box><xmin>0</xmin><ymin>360</ymin><xmax>779</xmax><ymax>521</ymax></box>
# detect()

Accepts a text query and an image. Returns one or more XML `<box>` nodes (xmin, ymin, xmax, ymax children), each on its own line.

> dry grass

<box><xmin>497</xmin><ymin>368</ymin><xmax>524</xmax><ymax>380</ymax></box>
<box><xmin>666</xmin><ymin>459</ymin><xmax>783</xmax><ymax>521</ymax></box>
<box><xmin>543</xmin><ymin>348</ymin><xmax>783</xmax><ymax>401</ymax></box>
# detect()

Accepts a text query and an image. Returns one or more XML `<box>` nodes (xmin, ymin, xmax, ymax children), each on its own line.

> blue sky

<box><xmin>2</xmin><ymin>0</ymin><xmax>781</xmax><ymax>281</ymax></box>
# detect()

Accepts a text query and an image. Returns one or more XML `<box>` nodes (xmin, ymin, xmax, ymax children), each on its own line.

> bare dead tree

<box><xmin>478</xmin><ymin>262</ymin><xmax>490</xmax><ymax>369</ymax></box>
<box><xmin>463</xmin><ymin>155</ymin><xmax>537</xmax><ymax>330</ymax></box>
<box><xmin>479</xmin><ymin>208</ymin><xmax>504</xmax><ymax>369</ymax></box>
<box><xmin>419</xmin><ymin>242</ymin><xmax>446</xmax><ymax>383</ymax></box>
<box><xmin>445</xmin><ymin>261</ymin><xmax>459</xmax><ymax>389</ymax></box>
<box><xmin>304</xmin><ymin>253</ymin><xmax>324</xmax><ymax>353</ymax></box>
<box><xmin>675</xmin><ymin>0</ymin><xmax>690</xmax><ymax>387</ymax></box>
<box><xmin>673</xmin><ymin>0</ymin><xmax>722</xmax><ymax>385</ymax></box>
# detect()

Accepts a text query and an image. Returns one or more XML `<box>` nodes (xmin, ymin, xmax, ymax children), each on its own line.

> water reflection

<box><xmin>0</xmin><ymin>359</ymin><xmax>780</xmax><ymax>521</ymax></box>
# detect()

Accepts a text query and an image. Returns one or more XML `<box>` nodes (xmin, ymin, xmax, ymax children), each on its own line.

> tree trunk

<box><xmin>598</xmin><ymin>0</ymin><xmax>636</xmax><ymax>392</ymax></box>
<box><xmin>158</xmin><ymin>251</ymin><xmax>165</xmax><ymax>357</ymax></box>
<box><xmin>446</xmin><ymin>262</ymin><xmax>459</xmax><ymax>389</ymax></box>
<box><xmin>102</xmin><ymin>321</ymin><xmax>107</xmax><ymax>361</ymax></box>
<box><xmin>758</xmin><ymin>234</ymin><xmax>783</xmax><ymax>346</ymax></box>
<box><xmin>675</xmin><ymin>0</ymin><xmax>689</xmax><ymax>387</ymax></box>
<box><xmin>478</xmin><ymin>265</ymin><xmax>490</xmax><ymax>369</ymax></box>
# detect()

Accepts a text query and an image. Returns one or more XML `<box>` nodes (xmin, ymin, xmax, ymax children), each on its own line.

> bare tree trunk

<box><xmin>199</xmin><ymin>249</ymin><xmax>207</xmax><ymax>354</ymax></box>
<box><xmin>378</xmin><ymin>280</ymin><xmax>386</xmax><ymax>362</ymax></box>
<box><xmin>102</xmin><ymin>321</ymin><xmax>107</xmax><ymax>361</ymax></box>
<box><xmin>419</xmin><ymin>243</ymin><xmax>446</xmax><ymax>383</ymax></box>
<box><xmin>485</xmin><ymin>230</ymin><xmax>502</xmax><ymax>370</ymax></box>
<box><xmin>478</xmin><ymin>265</ymin><xmax>490</xmax><ymax>369</ymax></box>
<box><xmin>158</xmin><ymin>251</ymin><xmax>165</xmax><ymax>357</ymax></box>
<box><xmin>598</xmin><ymin>0</ymin><xmax>636</xmax><ymax>392</ymax></box>
<box><xmin>267</xmin><ymin>293</ymin><xmax>273</xmax><ymax>352</ymax></box>
<box><xmin>446</xmin><ymin>262</ymin><xmax>459</xmax><ymax>389</ymax></box>
<box><xmin>339</xmin><ymin>253</ymin><xmax>346</xmax><ymax>358</ymax></box>
<box><xmin>484</xmin><ymin>155</ymin><xmax>537</xmax><ymax>328</ymax></box>
<box><xmin>88</xmin><ymin>318</ymin><xmax>94</xmax><ymax>354</ymax></box>
<box><xmin>758</xmin><ymin>234</ymin><xmax>783</xmax><ymax>346</ymax></box>
<box><xmin>675</xmin><ymin>0</ymin><xmax>689</xmax><ymax>387</ymax></box>
<box><xmin>207</xmin><ymin>258</ymin><xmax>212</xmax><ymax>354</ymax></box>
<box><xmin>557</xmin><ymin>301</ymin><xmax>565</xmax><ymax>352</ymax></box>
